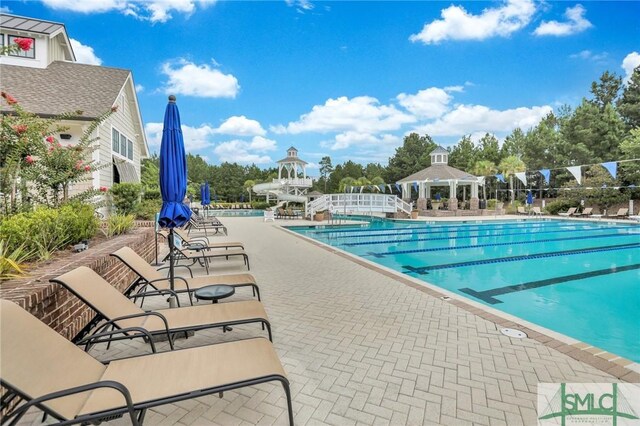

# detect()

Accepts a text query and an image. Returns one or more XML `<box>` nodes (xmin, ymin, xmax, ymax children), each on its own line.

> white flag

<box><xmin>515</xmin><ymin>172</ymin><xmax>527</xmax><ymax>186</ymax></box>
<box><xmin>567</xmin><ymin>166</ymin><xmax>582</xmax><ymax>185</ymax></box>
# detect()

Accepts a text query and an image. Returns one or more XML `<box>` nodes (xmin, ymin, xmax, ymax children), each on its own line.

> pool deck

<box><xmin>24</xmin><ymin>216</ymin><xmax>639</xmax><ymax>425</ymax></box>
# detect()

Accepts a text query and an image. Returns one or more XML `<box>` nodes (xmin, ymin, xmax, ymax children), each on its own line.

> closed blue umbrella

<box><xmin>527</xmin><ymin>190</ymin><xmax>533</xmax><ymax>205</ymax></box>
<box><xmin>159</xmin><ymin>95</ymin><xmax>191</xmax><ymax>291</ymax></box>
<box><xmin>200</xmin><ymin>183</ymin><xmax>211</xmax><ymax>206</ymax></box>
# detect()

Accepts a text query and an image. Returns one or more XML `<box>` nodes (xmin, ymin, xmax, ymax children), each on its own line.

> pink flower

<box><xmin>75</xmin><ymin>160</ymin><xmax>83</xmax><ymax>170</ymax></box>
<box><xmin>99</xmin><ymin>186</ymin><xmax>108</xmax><ymax>192</ymax></box>
<box><xmin>111</xmin><ymin>105</ymin><xmax>119</xmax><ymax>112</ymax></box>
<box><xmin>1</xmin><ymin>92</ymin><xmax>17</xmax><ymax>105</ymax></box>
<box><xmin>13</xmin><ymin>124</ymin><xmax>27</xmax><ymax>134</ymax></box>
<box><xmin>13</xmin><ymin>38</ymin><xmax>32</xmax><ymax>51</ymax></box>
<box><xmin>25</xmin><ymin>155</ymin><xmax>35</xmax><ymax>164</ymax></box>
<box><xmin>46</xmin><ymin>136</ymin><xmax>55</xmax><ymax>144</ymax></box>
<box><xmin>84</xmin><ymin>165</ymin><xmax>91</xmax><ymax>171</ymax></box>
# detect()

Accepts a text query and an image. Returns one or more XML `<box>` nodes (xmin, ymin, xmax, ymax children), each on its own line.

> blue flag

<box><xmin>395</xmin><ymin>183</ymin><xmax>401</xmax><ymax>193</ymax></box>
<box><xmin>495</xmin><ymin>174</ymin><xmax>506</xmax><ymax>183</ymax></box>
<box><xmin>602</xmin><ymin>162</ymin><xmax>617</xmax><ymax>180</ymax></box>
<box><xmin>539</xmin><ymin>169</ymin><xmax>550</xmax><ymax>184</ymax></box>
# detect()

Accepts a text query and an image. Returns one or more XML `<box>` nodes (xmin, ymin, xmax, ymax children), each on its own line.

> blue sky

<box><xmin>4</xmin><ymin>0</ymin><xmax>640</xmax><ymax>173</ymax></box>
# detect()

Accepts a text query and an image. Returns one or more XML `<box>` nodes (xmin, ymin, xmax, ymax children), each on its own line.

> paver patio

<box><xmin>20</xmin><ymin>216</ymin><xmax>623</xmax><ymax>426</ymax></box>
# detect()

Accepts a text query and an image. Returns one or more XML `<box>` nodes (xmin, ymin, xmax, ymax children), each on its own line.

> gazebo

<box><xmin>277</xmin><ymin>146</ymin><xmax>307</xmax><ymax>180</ymax></box>
<box><xmin>396</xmin><ymin>146</ymin><xmax>482</xmax><ymax>212</ymax></box>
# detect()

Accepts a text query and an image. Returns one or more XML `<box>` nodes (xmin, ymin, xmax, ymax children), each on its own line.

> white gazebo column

<box><xmin>425</xmin><ymin>183</ymin><xmax>431</xmax><ymax>199</ymax></box>
<box><xmin>417</xmin><ymin>181</ymin><xmax>427</xmax><ymax>210</ymax></box>
<box><xmin>470</xmin><ymin>181</ymin><xmax>480</xmax><ymax>210</ymax></box>
<box><xmin>448</xmin><ymin>180</ymin><xmax>458</xmax><ymax>211</ymax></box>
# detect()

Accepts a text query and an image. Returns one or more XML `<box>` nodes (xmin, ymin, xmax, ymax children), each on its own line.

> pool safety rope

<box><xmin>402</xmin><ymin>242</ymin><xmax>640</xmax><ymax>274</ymax></box>
<box><xmin>345</xmin><ymin>225</ymin><xmax>633</xmax><ymax>247</ymax></box>
<box><xmin>363</xmin><ymin>229</ymin><xmax>638</xmax><ymax>255</ymax></box>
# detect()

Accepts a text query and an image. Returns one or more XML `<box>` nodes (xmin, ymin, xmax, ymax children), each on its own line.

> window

<box><xmin>0</xmin><ymin>34</ymin><xmax>4</xmax><ymax>49</ymax></box>
<box><xmin>112</xmin><ymin>128</ymin><xmax>119</xmax><ymax>152</ymax></box>
<box><xmin>8</xmin><ymin>35</ymin><xmax>35</xmax><ymax>59</ymax></box>
<box><xmin>127</xmin><ymin>139</ymin><xmax>133</xmax><ymax>160</ymax></box>
<box><xmin>120</xmin><ymin>136</ymin><xmax>127</xmax><ymax>157</ymax></box>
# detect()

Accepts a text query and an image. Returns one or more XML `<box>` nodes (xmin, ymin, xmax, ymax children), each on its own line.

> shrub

<box><xmin>0</xmin><ymin>203</ymin><xmax>99</xmax><ymax>261</ymax></box>
<box><xmin>545</xmin><ymin>199</ymin><xmax>578</xmax><ymax>215</ymax></box>
<box><xmin>143</xmin><ymin>189</ymin><xmax>161</xmax><ymax>200</ymax></box>
<box><xmin>110</xmin><ymin>183</ymin><xmax>142</xmax><ymax>215</ymax></box>
<box><xmin>135</xmin><ymin>199</ymin><xmax>162</xmax><ymax>221</ymax></box>
<box><xmin>486</xmin><ymin>199</ymin><xmax>497</xmax><ymax>209</ymax></box>
<box><xmin>250</xmin><ymin>201</ymin><xmax>271</xmax><ymax>210</ymax></box>
<box><xmin>104</xmin><ymin>214</ymin><xmax>135</xmax><ymax>237</ymax></box>
<box><xmin>0</xmin><ymin>240</ymin><xmax>32</xmax><ymax>280</ymax></box>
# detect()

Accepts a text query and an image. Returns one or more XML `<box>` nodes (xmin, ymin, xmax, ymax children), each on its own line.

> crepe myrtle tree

<box><xmin>0</xmin><ymin>91</ymin><xmax>115</xmax><ymax>213</ymax></box>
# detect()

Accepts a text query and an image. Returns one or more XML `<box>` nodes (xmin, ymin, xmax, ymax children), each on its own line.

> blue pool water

<box><xmin>290</xmin><ymin>219</ymin><xmax>640</xmax><ymax>362</ymax></box>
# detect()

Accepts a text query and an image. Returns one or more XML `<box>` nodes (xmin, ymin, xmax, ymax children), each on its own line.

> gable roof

<box><xmin>397</xmin><ymin>164</ymin><xmax>477</xmax><ymax>183</ymax></box>
<box><xmin>0</xmin><ymin>61</ymin><xmax>130</xmax><ymax>120</ymax></box>
<box><xmin>430</xmin><ymin>146</ymin><xmax>449</xmax><ymax>155</ymax></box>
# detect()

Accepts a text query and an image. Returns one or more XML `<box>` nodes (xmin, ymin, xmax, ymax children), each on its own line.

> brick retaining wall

<box><xmin>0</xmin><ymin>227</ymin><xmax>157</xmax><ymax>341</ymax></box>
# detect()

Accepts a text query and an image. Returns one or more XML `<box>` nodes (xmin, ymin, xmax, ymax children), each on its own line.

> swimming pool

<box><xmin>290</xmin><ymin>219</ymin><xmax>640</xmax><ymax>362</ymax></box>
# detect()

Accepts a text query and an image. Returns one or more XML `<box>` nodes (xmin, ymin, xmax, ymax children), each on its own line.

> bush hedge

<box><xmin>0</xmin><ymin>203</ymin><xmax>99</xmax><ymax>261</ymax></box>
<box><xmin>111</xmin><ymin>183</ymin><xmax>142</xmax><ymax>215</ymax></box>
<box><xmin>545</xmin><ymin>199</ymin><xmax>578</xmax><ymax>215</ymax></box>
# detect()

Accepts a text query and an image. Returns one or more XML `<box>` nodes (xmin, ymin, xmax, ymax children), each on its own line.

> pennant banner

<box><xmin>515</xmin><ymin>172</ymin><xmax>527</xmax><ymax>186</ymax></box>
<box><xmin>395</xmin><ymin>183</ymin><xmax>402</xmax><ymax>194</ymax></box>
<box><xmin>412</xmin><ymin>182</ymin><xmax>419</xmax><ymax>193</ymax></box>
<box><xmin>378</xmin><ymin>184</ymin><xmax>385</xmax><ymax>193</ymax></box>
<box><xmin>495</xmin><ymin>174</ymin><xmax>506</xmax><ymax>183</ymax></box>
<box><xmin>387</xmin><ymin>184</ymin><xmax>393</xmax><ymax>193</ymax></box>
<box><xmin>539</xmin><ymin>169</ymin><xmax>550</xmax><ymax>184</ymax></box>
<box><xmin>602</xmin><ymin>162</ymin><xmax>617</xmax><ymax>180</ymax></box>
<box><xmin>566</xmin><ymin>166</ymin><xmax>582</xmax><ymax>185</ymax></box>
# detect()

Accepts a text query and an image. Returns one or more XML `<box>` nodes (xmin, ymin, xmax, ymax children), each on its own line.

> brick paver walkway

<box><xmin>22</xmin><ymin>217</ymin><xmax>620</xmax><ymax>425</ymax></box>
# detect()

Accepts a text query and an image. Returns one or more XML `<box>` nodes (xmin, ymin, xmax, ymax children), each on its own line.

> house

<box><xmin>0</xmin><ymin>13</ymin><xmax>148</xmax><ymax>201</ymax></box>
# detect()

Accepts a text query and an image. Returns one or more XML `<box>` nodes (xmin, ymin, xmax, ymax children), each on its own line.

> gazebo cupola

<box><xmin>277</xmin><ymin>146</ymin><xmax>308</xmax><ymax>180</ymax></box>
<box><xmin>430</xmin><ymin>146</ymin><xmax>449</xmax><ymax>165</ymax></box>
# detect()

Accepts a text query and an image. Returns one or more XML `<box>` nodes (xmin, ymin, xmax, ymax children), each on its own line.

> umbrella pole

<box><xmin>168</xmin><ymin>229</ymin><xmax>177</xmax><ymax>308</ymax></box>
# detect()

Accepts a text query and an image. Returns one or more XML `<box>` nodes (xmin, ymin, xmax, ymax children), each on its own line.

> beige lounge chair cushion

<box><xmin>181</xmin><ymin>249</ymin><xmax>246</xmax><ymax>259</ymax></box>
<box><xmin>140</xmin><ymin>301</ymin><xmax>267</xmax><ymax>332</ymax></box>
<box><xmin>0</xmin><ymin>300</ymin><xmax>106</xmax><ymax>419</ymax></box>
<box><xmin>52</xmin><ymin>267</ymin><xmax>267</xmax><ymax>332</ymax></box>
<box><xmin>79</xmin><ymin>338</ymin><xmax>285</xmax><ymax>415</ymax></box>
<box><xmin>111</xmin><ymin>247</ymin><xmax>256</xmax><ymax>292</ymax></box>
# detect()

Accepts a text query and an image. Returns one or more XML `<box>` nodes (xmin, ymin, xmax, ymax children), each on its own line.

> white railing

<box><xmin>307</xmin><ymin>194</ymin><xmax>412</xmax><ymax>217</ymax></box>
<box><xmin>272</xmin><ymin>177</ymin><xmax>313</xmax><ymax>187</ymax></box>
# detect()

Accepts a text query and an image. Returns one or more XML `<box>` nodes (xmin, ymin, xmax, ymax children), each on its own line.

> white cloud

<box><xmin>396</xmin><ymin>87</ymin><xmax>455</xmax><ymax>119</ymax></box>
<box><xmin>69</xmin><ymin>38</ymin><xmax>102</xmax><ymax>65</ymax></box>
<box><xmin>569</xmin><ymin>50</ymin><xmax>607</xmax><ymax>62</ymax></box>
<box><xmin>622</xmin><ymin>52</ymin><xmax>640</xmax><ymax>84</ymax></box>
<box><xmin>213</xmin><ymin>136</ymin><xmax>276</xmax><ymax>164</ymax></box>
<box><xmin>416</xmin><ymin>104</ymin><xmax>552</xmax><ymax>137</ymax></box>
<box><xmin>534</xmin><ymin>4</ymin><xmax>592</xmax><ymax>36</ymax></box>
<box><xmin>0</xmin><ymin>6</ymin><xmax>12</xmax><ymax>12</ymax></box>
<box><xmin>272</xmin><ymin>96</ymin><xmax>415</xmax><ymax>134</ymax></box>
<box><xmin>145</xmin><ymin>122</ymin><xmax>215</xmax><ymax>151</ymax></box>
<box><xmin>410</xmin><ymin>0</ymin><xmax>536</xmax><ymax>44</ymax></box>
<box><xmin>161</xmin><ymin>60</ymin><xmax>239</xmax><ymax>98</ymax></box>
<box><xmin>214</xmin><ymin>116</ymin><xmax>266</xmax><ymax>136</ymax></box>
<box><xmin>322</xmin><ymin>132</ymin><xmax>401</xmax><ymax>151</ymax></box>
<box><xmin>41</xmin><ymin>0</ymin><xmax>216</xmax><ymax>22</ymax></box>
<box><xmin>135</xmin><ymin>84</ymin><xmax>144</xmax><ymax>93</ymax></box>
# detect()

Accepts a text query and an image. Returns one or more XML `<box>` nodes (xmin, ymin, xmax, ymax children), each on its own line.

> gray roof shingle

<box><xmin>0</xmin><ymin>61</ymin><xmax>130</xmax><ymax>119</ymax></box>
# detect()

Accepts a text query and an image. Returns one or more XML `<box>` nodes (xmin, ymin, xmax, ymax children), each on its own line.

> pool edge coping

<box><xmin>278</xmin><ymin>224</ymin><xmax>640</xmax><ymax>383</ymax></box>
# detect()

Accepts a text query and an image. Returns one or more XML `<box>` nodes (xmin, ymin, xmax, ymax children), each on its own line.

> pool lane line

<box><xmin>326</xmin><ymin>222</ymin><xmax>598</xmax><ymax>240</ymax></box>
<box><xmin>311</xmin><ymin>220</ymin><xmax>555</xmax><ymax>235</ymax></box>
<box><xmin>459</xmin><ymin>263</ymin><xmax>640</xmax><ymax>304</ymax></box>
<box><xmin>364</xmin><ymin>231</ymin><xmax>638</xmax><ymax>257</ymax></box>
<box><xmin>345</xmin><ymin>226</ymin><xmax>635</xmax><ymax>247</ymax></box>
<box><xmin>401</xmin><ymin>242</ymin><xmax>640</xmax><ymax>274</ymax></box>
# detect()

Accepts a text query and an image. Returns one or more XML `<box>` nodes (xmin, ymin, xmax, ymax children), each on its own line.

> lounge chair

<box><xmin>111</xmin><ymin>247</ymin><xmax>261</xmax><ymax>305</ymax></box>
<box><xmin>517</xmin><ymin>206</ymin><xmax>527</xmax><ymax>215</ymax></box>
<box><xmin>51</xmin><ymin>266</ymin><xmax>272</xmax><ymax>348</ymax></box>
<box><xmin>0</xmin><ymin>300</ymin><xmax>293</xmax><ymax>426</ymax></box>
<box><xmin>606</xmin><ymin>208</ymin><xmax>629</xmax><ymax>218</ymax></box>
<box><xmin>173</xmin><ymin>228</ymin><xmax>244</xmax><ymax>251</ymax></box>
<box><xmin>185</xmin><ymin>216</ymin><xmax>228</xmax><ymax>236</ymax></box>
<box><xmin>531</xmin><ymin>207</ymin><xmax>543</xmax><ymax>216</ymax></box>
<box><xmin>558</xmin><ymin>207</ymin><xmax>577</xmax><ymax>217</ymax></box>
<box><xmin>174</xmin><ymin>246</ymin><xmax>250</xmax><ymax>272</ymax></box>
<box><xmin>577</xmin><ymin>207</ymin><xmax>593</xmax><ymax>217</ymax></box>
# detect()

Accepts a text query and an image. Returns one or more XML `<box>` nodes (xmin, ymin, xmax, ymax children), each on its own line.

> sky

<box><xmin>3</xmin><ymin>0</ymin><xmax>640</xmax><ymax>174</ymax></box>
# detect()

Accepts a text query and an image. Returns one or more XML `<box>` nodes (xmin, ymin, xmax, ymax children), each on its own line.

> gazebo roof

<box><xmin>397</xmin><ymin>164</ymin><xmax>476</xmax><ymax>183</ymax></box>
<box><xmin>430</xmin><ymin>146</ymin><xmax>449</xmax><ymax>155</ymax></box>
<box><xmin>276</xmin><ymin>156</ymin><xmax>308</xmax><ymax>164</ymax></box>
